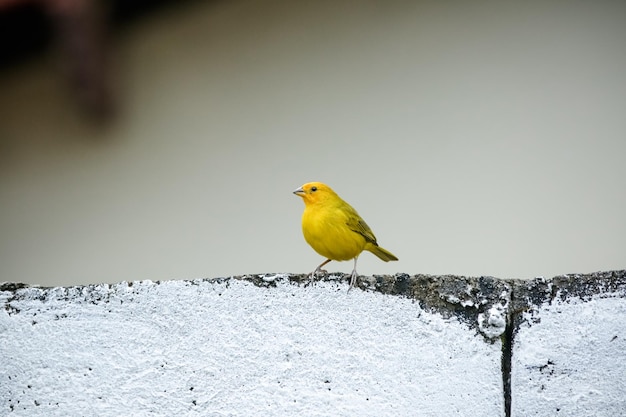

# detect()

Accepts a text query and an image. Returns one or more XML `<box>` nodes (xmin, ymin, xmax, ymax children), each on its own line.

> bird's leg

<box><xmin>312</xmin><ymin>259</ymin><xmax>332</xmax><ymax>276</ymax></box>
<box><xmin>309</xmin><ymin>259</ymin><xmax>332</xmax><ymax>284</ymax></box>
<box><xmin>348</xmin><ymin>256</ymin><xmax>359</xmax><ymax>291</ymax></box>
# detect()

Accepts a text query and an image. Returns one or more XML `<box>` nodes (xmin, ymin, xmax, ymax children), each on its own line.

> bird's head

<box><xmin>293</xmin><ymin>182</ymin><xmax>337</xmax><ymax>205</ymax></box>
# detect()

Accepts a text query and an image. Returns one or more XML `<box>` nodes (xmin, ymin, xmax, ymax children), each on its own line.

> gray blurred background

<box><xmin>1</xmin><ymin>0</ymin><xmax>624</xmax><ymax>287</ymax></box>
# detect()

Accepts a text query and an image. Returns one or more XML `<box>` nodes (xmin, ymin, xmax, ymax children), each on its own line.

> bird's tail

<box><xmin>366</xmin><ymin>244</ymin><xmax>399</xmax><ymax>262</ymax></box>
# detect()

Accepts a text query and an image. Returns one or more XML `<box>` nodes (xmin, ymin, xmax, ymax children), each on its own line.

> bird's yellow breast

<box><xmin>301</xmin><ymin>203</ymin><xmax>366</xmax><ymax>261</ymax></box>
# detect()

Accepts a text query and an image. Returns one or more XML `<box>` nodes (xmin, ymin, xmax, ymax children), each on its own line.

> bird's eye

<box><xmin>311</xmin><ymin>186</ymin><xmax>317</xmax><ymax>192</ymax></box>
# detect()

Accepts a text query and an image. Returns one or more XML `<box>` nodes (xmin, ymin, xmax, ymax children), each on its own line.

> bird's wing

<box><xmin>345</xmin><ymin>211</ymin><xmax>378</xmax><ymax>245</ymax></box>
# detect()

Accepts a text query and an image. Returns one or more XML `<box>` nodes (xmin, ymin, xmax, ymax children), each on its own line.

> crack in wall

<box><xmin>501</xmin><ymin>289</ymin><xmax>515</xmax><ymax>417</ymax></box>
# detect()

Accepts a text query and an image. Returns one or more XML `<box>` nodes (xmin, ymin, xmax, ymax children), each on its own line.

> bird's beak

<box><xmin>293</xmin><ymin>187</ymin><xmax>305</xmax><ymax>196</ymax></box>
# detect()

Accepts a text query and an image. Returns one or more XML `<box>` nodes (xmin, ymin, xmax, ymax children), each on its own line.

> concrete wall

<box><xmin>1</xmin><ymin>270</ymin><xmax>625</xmax><ymax>416</ymax></box>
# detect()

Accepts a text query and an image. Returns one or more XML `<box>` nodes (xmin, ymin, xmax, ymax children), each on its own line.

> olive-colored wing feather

<box><xmin>342</xmin><ymin>202</ymin><xmax>399</xmax><ymax>262</ymax></box>
<box><xmin>345</xmin><ymin>209</ymin><xmax>378</xmax><ymax>245</ymax></box>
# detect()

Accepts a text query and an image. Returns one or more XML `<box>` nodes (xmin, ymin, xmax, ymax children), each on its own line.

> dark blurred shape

<box><xmin>0</xmin><ymin>0</ymin><xmax>112</xmax><ymax>121</ymax></box>
<box><xmin>0</xmin><ymin>2</ymin><xmax>52</xmax><ymax>65</ymax></box>
<box><xmin>0</xmin><ymin>0</ymin><xmax>189</xmax><ymax>122</ymax></box>
<box><xmin>107</xmin><ymin>0</ymin><xmax>183</xmax><ymax>27</ymax></box>
<box><xmin>50</xmin><ymin>0</ymin><xmax>113</xmax><ymax>121</ymax></box>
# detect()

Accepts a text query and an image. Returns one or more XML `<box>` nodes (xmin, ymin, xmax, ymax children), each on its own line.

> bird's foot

<box><xmin>312</xmin><ymin>268</ymin><xmax>328</xmax><ymax>277</ymax></box>
<box><xmin>306</xmin><ymin>268</ymin><xmax>327</xmax><ymax>287</ymax></box>
<box><xmin>347</xmin><ymin>269</ymin><xmax>359</xmax><ymax>292</ymax></box>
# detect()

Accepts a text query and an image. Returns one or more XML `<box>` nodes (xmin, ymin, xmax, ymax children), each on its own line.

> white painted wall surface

<box><xmin>512</xmin><ymin>295</ymin><xmax>626</xmax><ymax>416</ymax></box>
<box><xmin>0</xmin><ymin>279</ymin><xmax>505</xmax><ymax>416</ymax></box>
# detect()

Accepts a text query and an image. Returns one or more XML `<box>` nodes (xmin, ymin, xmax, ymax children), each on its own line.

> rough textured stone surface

<box><xmin>1</xmin><ymin>277</ymin><xmax>504</xmax><ymax>417</ymax></box>
<box><xmin>509</xmin><ymin>270</ymin><xmax>626</xmax><ymax>417</ymax></box>
<box><xmin>250</xmin><ymin>272</ymin><xmax>513</xmax><ymax>339</ymax></box>
<box><xmin>1</xmin><ymin>270</ymin><xmax>624</xmax><ymax>417</ymax></box>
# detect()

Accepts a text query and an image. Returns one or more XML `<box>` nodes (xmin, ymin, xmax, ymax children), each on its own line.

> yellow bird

<box><xmin>293</xmin><ymin>182</ymin><xmax>398</xmax><ymax>289</ymax></box>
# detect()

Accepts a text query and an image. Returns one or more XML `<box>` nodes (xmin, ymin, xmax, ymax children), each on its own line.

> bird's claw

<box><xmin>305</xmin><ymin>268</ymin><xmax>327</xmax><ymax>287</ymax></box>
<box><xmin>312</xmin><ymin>268</ymin><xmax>327</xmax><ymax>277</ymax></box>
